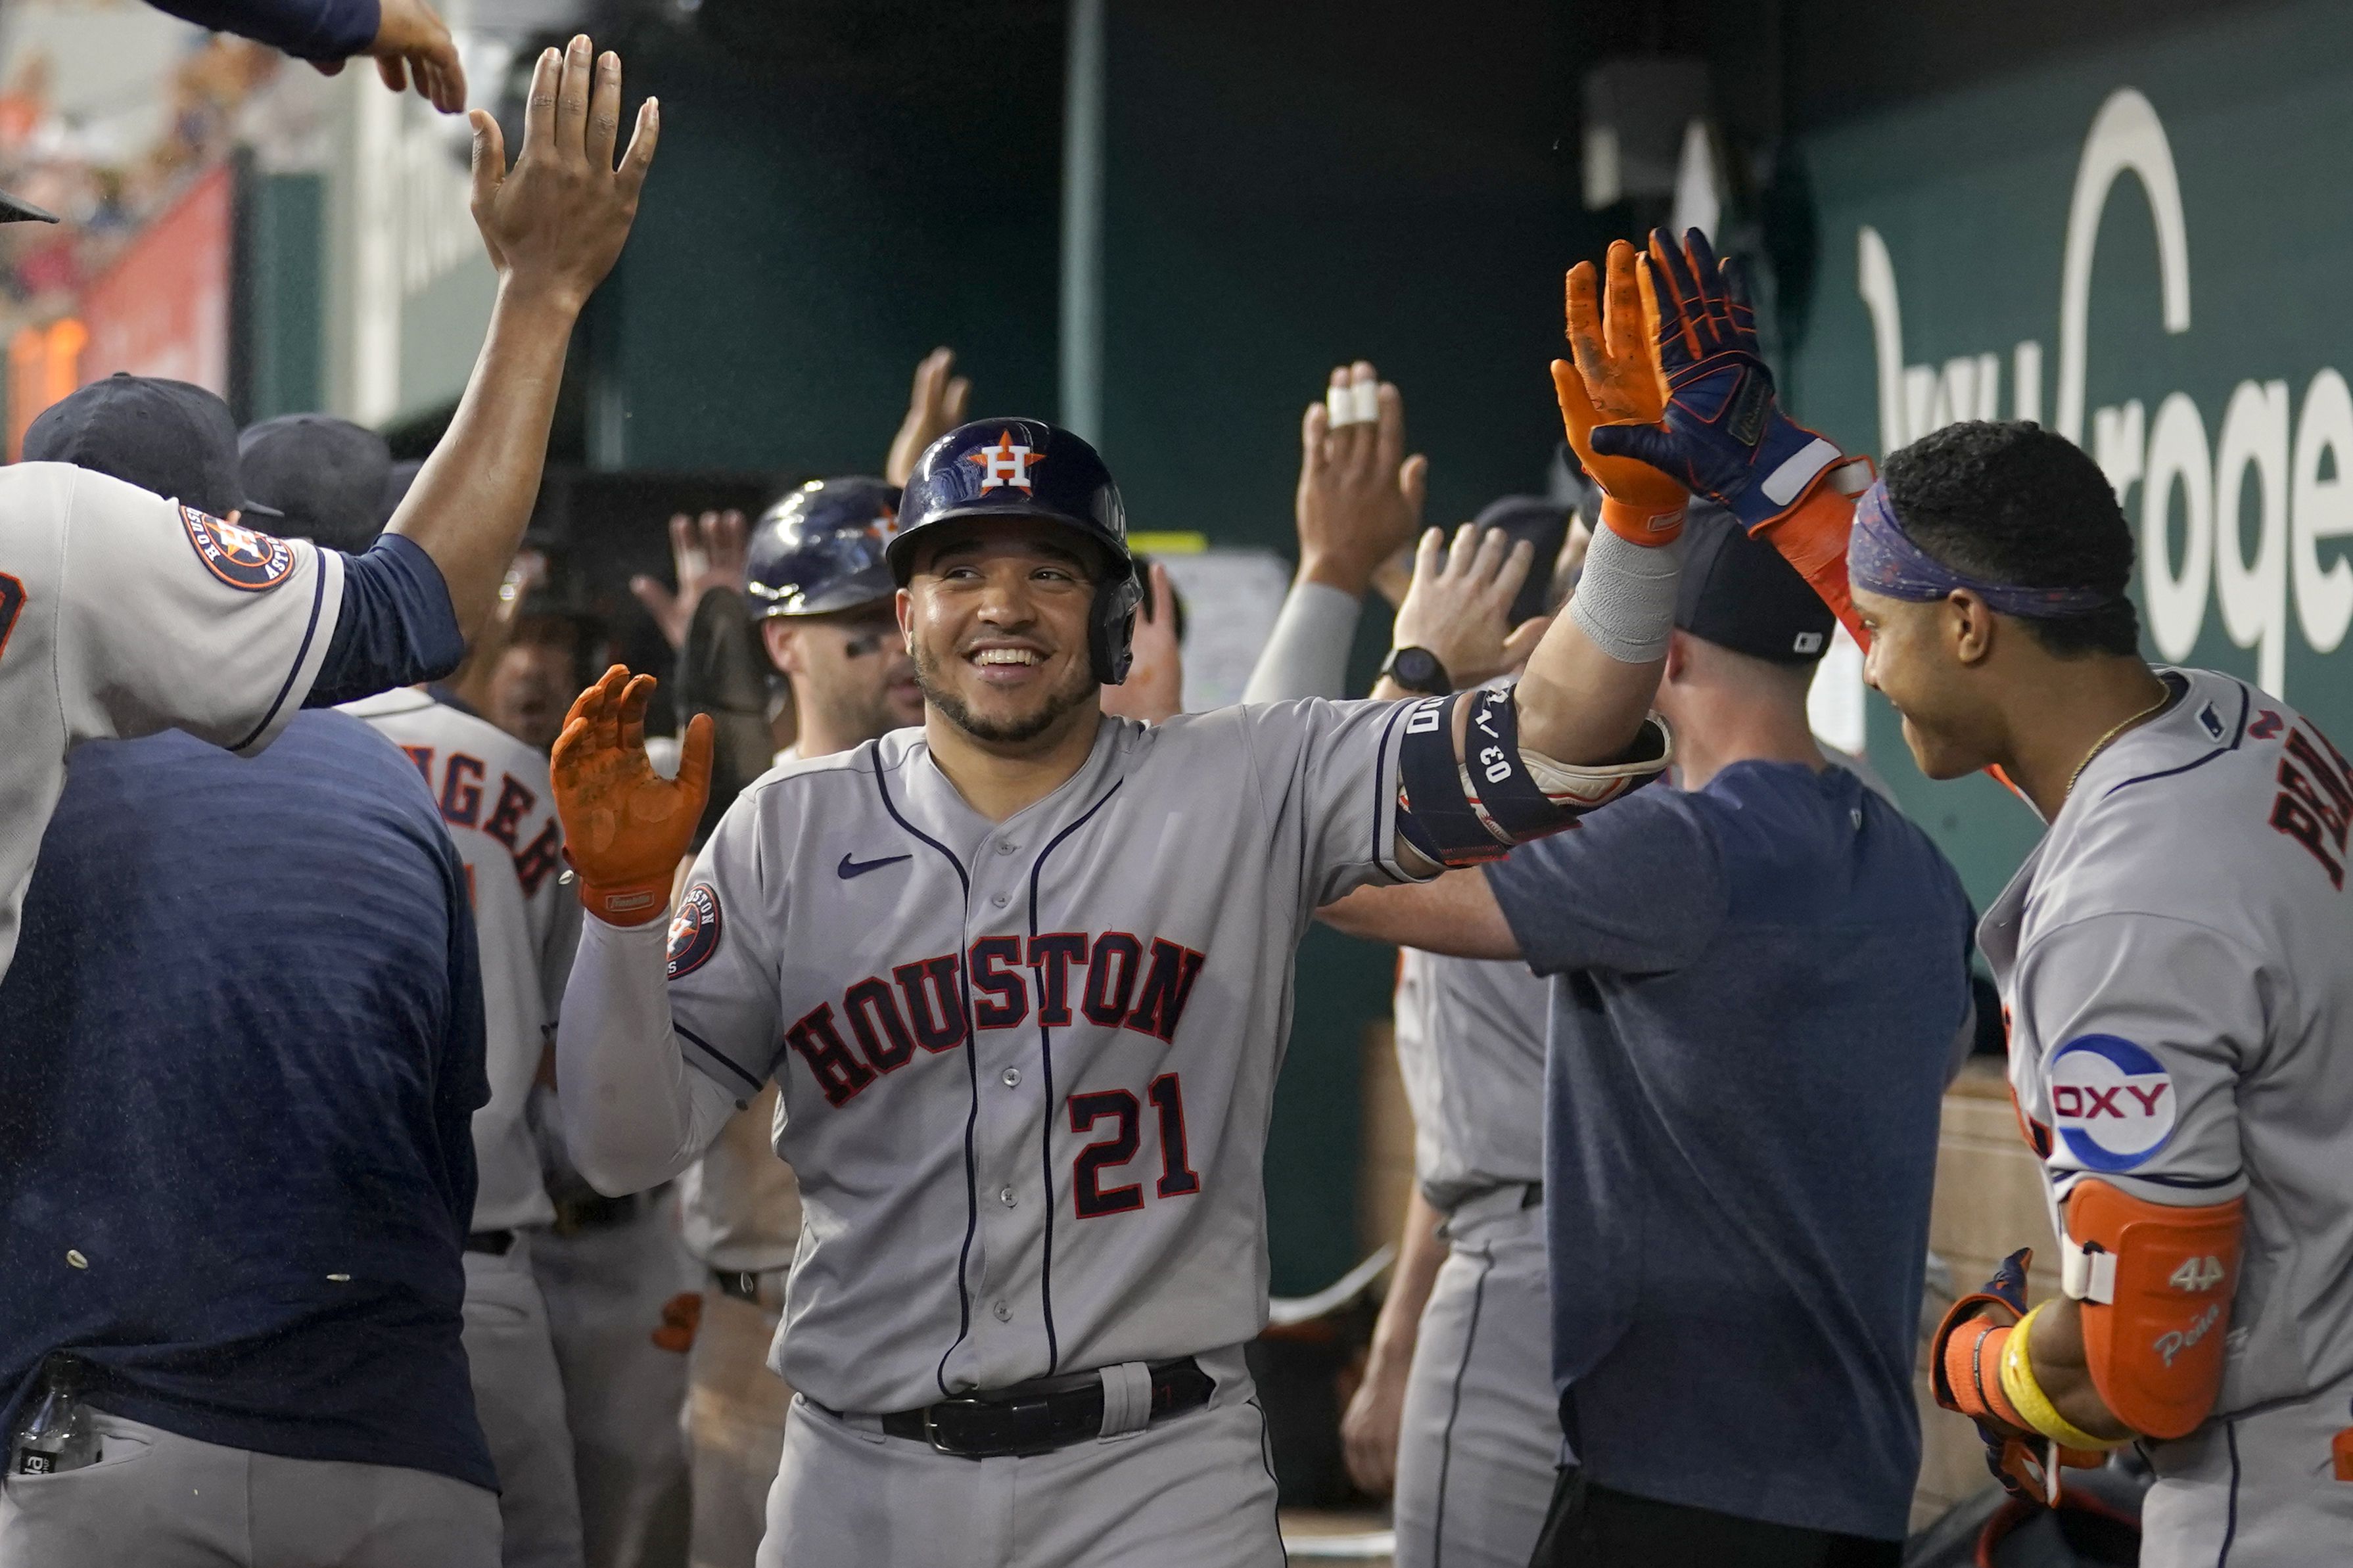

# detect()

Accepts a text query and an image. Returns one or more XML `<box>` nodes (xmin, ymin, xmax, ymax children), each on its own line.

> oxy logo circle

<box><xmin>2049</xmin><ymin>1034</ymin><xmax>2176</xmax><ymax>1171</ymax></box>
<box><xmin>181</xmin><ymin>505</ymin><xmax>296</xmax><ymax>591</ymax></box>
<box><xmin>666</xmin><ymin>883</ymin><xmax>723</xmax><ymax>979</ymax></box>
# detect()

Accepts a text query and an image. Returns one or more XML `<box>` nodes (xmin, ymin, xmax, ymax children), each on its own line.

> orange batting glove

<box><xmin>551</xmin><ymin>665</ymin><xmax>714</xmax><ymax>926</ymax></box>
<box><xmin>1550</xmin><ymin>239</ymin><xmax>1689</xmax><ymax>545</ymax></box>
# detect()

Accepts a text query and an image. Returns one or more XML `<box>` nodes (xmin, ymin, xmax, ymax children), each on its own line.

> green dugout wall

<box><xmin>1774</xmin><ymin>0</ymin><xmax>2353</xmax><ymax>908</ymax></box>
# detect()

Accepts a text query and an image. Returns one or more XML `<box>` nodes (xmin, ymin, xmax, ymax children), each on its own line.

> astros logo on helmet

<box><xmin>966</xmin><ymin>432</ymin><xmax>1044</xmax><ymax>494</ymax></box>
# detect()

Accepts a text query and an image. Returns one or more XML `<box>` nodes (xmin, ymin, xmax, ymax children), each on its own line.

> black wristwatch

<box><xmin>1379</xmin><ymin>646</ymin><xmax>1452</xmax><ymax>696</ymax></box>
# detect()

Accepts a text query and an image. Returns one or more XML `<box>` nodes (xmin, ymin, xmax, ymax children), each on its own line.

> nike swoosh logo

<box><xmin>837</xmin><ymin>852</ymin><xmax>913</xmax><ymax>880</ymax></box>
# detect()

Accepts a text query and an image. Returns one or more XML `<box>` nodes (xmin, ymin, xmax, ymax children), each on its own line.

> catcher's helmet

<box><xmin>887</xmin><ymin>419</ymin><xmax>1142</xmax><ymax>683</ymax></box>
<box><xmin>746</xmin><ymin>476</ymin><xmax>902</xmax><ymax>618</ymax></box>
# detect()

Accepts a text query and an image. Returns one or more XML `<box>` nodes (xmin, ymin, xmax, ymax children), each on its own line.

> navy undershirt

<box><xmin>305</xmin><ymin>532</ymin><xmax>467</xmax><ymax>709</ymax></box>
<box><xmin>0</xmin><ymin>712</ymin><xmax>493</xmax><ymax>1489</ymax></box>
<box><xmin>142</xmin><ymin>0</ymin><xmax>380</xmax><ymax>61</ymax></box>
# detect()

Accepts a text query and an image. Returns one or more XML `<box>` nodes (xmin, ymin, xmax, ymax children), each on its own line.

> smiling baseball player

<box><xmin>546</xmin><ymin>384</ymin><xmax>1683</xmax><ymax>1565</ymax></box>
<box><xmin>1588</xmin><ymin>225</ymin><xmax>2353</xmax><ymax>1565</ymax></box>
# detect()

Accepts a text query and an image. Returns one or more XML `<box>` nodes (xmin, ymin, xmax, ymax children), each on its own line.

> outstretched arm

<box><xmin>384</xmin><ymin>39</ymin><xmax>658</xmax><ymax>640</ymax></box>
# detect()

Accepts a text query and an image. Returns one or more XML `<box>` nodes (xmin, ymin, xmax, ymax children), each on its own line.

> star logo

<box><xmin>866</xmin><ymin>500</ymin><xmax>900</xmax><ymax>545</ymax></box>
<box><xmin>965</xmin><ymin>431</ymin><xmax>1044</xmax><ymax>494</ymax></box>
<box><xmin>179</xmin><ymin>504</ymin><xmax>296</xmax><ymax>592</ymax></box>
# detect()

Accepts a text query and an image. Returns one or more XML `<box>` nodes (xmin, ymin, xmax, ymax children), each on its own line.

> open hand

<box><xmin>1339</xmin><ymin>1353</ymin><xmax>1407</xmax><ymax>1496</ymax></box>
<box><xmin>312</xmin><ymin>0</ymin><xmax>466</xmax><ymax>113</ymax></box>
<box><xmin>551</xmin><ymin>666</ymin><xmax>713</xmax><ymax>925</ymax></box>
<box><xmin>1295</xmin><ymin>361</ymin><xmax>1428</xmax><ymax>594</ymax></box>
<box><xmin>1101</xmin><ymin>561</ymin><xmax>1184</xmax><ymax>724</ymax></box>
<box><xmin>632</xmin><ymin>509</ymin><xmax>748</xmax><ymax>652</ymax></box>
<box><xmin>1551</xmin><ymin>240</ymin><xmax>1686</xmax><ymax>541</ymax></box>
<box><xmin>886</xmin><ymin>348</ymin><xmax>973</xmax><ymax>486</ymax></box>
<box><xmin>468</xmin><ymin>37</ymin><xmax>658</xmax><ymax>316</ymax></box>
<box><xmin>1393</xmin><ymin>524</ymin><xmax>1553</xmax><ymax>688</ymax></box>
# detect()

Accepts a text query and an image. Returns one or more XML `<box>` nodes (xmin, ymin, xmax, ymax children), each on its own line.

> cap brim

<box><xmin>239</xmin><ymin>499</ymin><xmax>287</xmax><ymax>522</ymax></box>
<box><xmin>0</xmin><ymin>189</ymin><xmax>60</xmax><ymax>225</ymax></box>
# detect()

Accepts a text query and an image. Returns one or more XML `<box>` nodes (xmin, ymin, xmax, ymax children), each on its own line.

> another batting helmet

<box><xmin>887</xmin><ymin>419</ymin><xmax>1142</xmax><ymax>683</ymax></box>
<box><xmin>747</xmin><ymin>476</ymin><xmax>902</xmax><ymax>618</ymax></box>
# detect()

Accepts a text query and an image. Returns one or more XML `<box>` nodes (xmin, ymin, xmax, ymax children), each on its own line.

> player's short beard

<box><xmin>912</xmin><ymin>639</ymin><xmax>1096</xmax><ymax>745</ymax></box>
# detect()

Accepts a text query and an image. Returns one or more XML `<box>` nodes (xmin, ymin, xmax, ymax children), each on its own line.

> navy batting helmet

<box><xmin>887</xmin><ymin>419</ymin><xmax>1142</xmax><ymax>683</ymax></box>
<box><xmin>746</xmin><ymin>476</ymin><xmax>902</xmax><ymax>618</ymax></box>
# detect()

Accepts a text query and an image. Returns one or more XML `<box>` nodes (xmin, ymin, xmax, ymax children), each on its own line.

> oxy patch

<box><xmin>2049</xmin><ymin>1034</ymin><xmax>2176</xmax><ymax>1172</ymax></box>
<box><xmin>181</xmin><ymin>505</ymin><xmax>296</xmax><ymax>591</ymax></box>
<box><xmin>666</xmin><ymin>883</ymin><xmax>724</xmax><ymax>979</ymax></box>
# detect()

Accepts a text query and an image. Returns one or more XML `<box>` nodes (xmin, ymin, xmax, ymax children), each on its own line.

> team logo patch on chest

<box><xmin>181</xmin><ymin>505</ymin><xmax>296</xmax><ymax>591</ymax></box>
<box><xmin>666</xmin><ymin>884</ymin><xmax>724</xmax><ymax>979</ymax></box>
<box><xmin>2047</xmin><ymin>1034</ymin><xmax>2176</xmax><ymax>1172</ymax></box>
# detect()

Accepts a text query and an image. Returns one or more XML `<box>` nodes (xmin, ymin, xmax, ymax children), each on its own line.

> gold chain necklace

<box><xmin>2065</xmin><ymin>686</ymin><xmax>2174</xmax><ymax>798</ymax></box>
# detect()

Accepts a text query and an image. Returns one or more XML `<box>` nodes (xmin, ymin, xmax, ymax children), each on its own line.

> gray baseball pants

<box><xmin>0</xmin><ymin>1409</ymin><xmax>499</xmax><ymax>1567</ymax></box>
<box><xmin>465</xmin><ymin>1235</ymin><xmax>587</xmax><ymax>1568</ymax></box>
<box><xmin>1393</xmin><ymin>1191</ymin><xmax>1562</xmax><ymax>1568</ymax></box>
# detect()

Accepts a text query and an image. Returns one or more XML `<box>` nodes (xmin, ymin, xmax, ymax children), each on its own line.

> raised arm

<box><xmin>384</xmin><ymin>38</ymin><xmax>658</xmax><ymax>639</ymax></box>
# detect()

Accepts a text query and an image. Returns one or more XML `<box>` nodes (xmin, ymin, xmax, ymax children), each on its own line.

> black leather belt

<box><xmin>841</xmin><ymin>1356</ymin><xmax>1213</xmax><ymax>1459</ymax></box>
<box><xmin>465</xmin><ymin>1229</ymin><xmax>515</xmax><ymax>1255</ymax></box>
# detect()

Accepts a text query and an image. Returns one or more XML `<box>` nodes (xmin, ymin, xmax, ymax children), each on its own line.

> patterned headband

<box><xmin>1847</xmin><ymin>479</ymin><xmax>2116</xmax><ymax>618</ymax></box>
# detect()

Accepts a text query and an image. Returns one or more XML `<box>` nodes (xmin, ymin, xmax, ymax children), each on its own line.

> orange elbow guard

<box><xmin>2063</xmin><ymin>1180</ymin><xmax>2245</xmax><ymax>1440</ymax></box>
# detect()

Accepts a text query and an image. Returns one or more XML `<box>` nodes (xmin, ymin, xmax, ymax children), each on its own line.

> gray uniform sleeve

<box><xmin>1240</xmin><ymin>581</ymin><xmax>1363</xmax><ymax>703</ymax></box>
<box><xmin>2011</xmin><ymin>911</ymin><xmax>2255</xmax><ymax>1209</ymax></box>
<box><xmin>1482</xmin><ymin>788</ymin><xmax>1727</xmax><ymax>976</ymax></box>
<box><xmin>666</xmin><ymin>792</ymin><xmax>788</xmax><ymax>1105</ymax></box>
<box><xmin>54</xmin><ymin>466</ymin><xmax>344</xmax><ymax>754</ymax></box>
<box><xmin>1238</xmin><ymin>695</ymin><xmax>1428</xmax><ymax>907</ymax></box>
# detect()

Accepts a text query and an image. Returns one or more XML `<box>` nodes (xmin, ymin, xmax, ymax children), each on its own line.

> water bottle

<box><xmin>10</xmin><ymin>1357</ymin><xmax>100</xmax><ymax>1476</ymax></box>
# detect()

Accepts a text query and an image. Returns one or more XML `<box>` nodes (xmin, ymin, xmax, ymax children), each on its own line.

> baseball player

<box><xmin>544</xmin><ymin>344</ymin><xmax>1692</xmax><ymax>1565</ymax></box>
<box><xmin>1243</xmin><ymin>363</ymin><xmax>1563</xmax><ymax>1567</ymax></box>
<box><xmin>0</xmin><ymin>36</ymin><xmax>655</xmax><ymax>992</ymax></box>
<box><xmin>1596</xmin><ymin>227</ymin><xmax>2353</xmax><ymax>1565</ymax></box>
<box><xmin>241</xmin><ymin>410</ymin><xmax>586</xmax><ymax>1568</ymax></box>
<box><xmin>672</xmin><ymin>478</ymin><xmax>920</xmax><ymax>1568</ymax></box>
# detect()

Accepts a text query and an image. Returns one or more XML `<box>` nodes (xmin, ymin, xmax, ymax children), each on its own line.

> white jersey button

<box><xmin>992</xmin><ymin>1299</ymin><xmax>1012</xmax><ymax>1322</ymax></box>
<box><xmin>998</xmin><ymin>1186</ymin><xmax>1018</xmax><ymax>1208</ymax></box>
<box><xmin>990</xmin><ymin>892</ymin><xmax>1010</xmax><ymax>908</ymax></box>
<box><xmin>1002</xmin><ymin>1068</ymin><xmax>1022</xmax><ymax>1088</ymax></box>
<box><xmin>995</xmin><ymin>841</ymin><xmax>1018</xmax><ymax>855</ymax></box>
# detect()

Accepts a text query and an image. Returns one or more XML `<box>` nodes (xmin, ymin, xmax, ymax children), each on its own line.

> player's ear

<box><xmin>896</xmin><ymin>586</ymin><xmax>916</xmax><ymax>644</ymax></box>
<box><xmin>761</xmin><ymin>618</ymin><xmax>802</xmax><ymax>679</ymax></box>
<box><xmin>1948</xmin><ymin>590</ymin><xmax>1996</xmax><ymax>667</ymax></box>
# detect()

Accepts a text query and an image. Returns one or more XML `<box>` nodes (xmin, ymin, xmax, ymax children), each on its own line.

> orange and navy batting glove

<box><xmin>550</xmin><ymin>665</ymin><xmax>714</xmax><ymax>926</ymax></box>
<box><xmin>1929</xmin><ymin>1248</ymin><xmax>2107</xmax><ymax>1506</ymax></box>
<box><xmin>1583</xmin><ymin>227</ymin><xmax>1873</xmax><ymax>637</ymax></box>
<box><xmin>1551</xmin><ymin>239</ymin><xmax>1689</xmax><ymax>545</ymax></box>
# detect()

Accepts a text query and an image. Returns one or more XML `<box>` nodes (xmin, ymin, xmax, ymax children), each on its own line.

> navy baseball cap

<box><xmin>239</xmin><ymin>413</ymin><xmax>394</xmax><ymax>554</ymax></box>
<box><xmin>1674</xmin><ymin>501</ymin><xmax>1836</xmax><ymax>664</ymax></box>
<box><xmin>378</xmin><ymin>459</ymin><xmax>424</xmax><ymax>528</ymax></box>
<box><xmin>23</xmin><ymin>373</ymin><xmax>278</xmax><ymax>522</ymax></box>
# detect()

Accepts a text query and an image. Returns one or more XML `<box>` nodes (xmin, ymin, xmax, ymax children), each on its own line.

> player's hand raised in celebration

<box><xmin>310</xmin><ymin>0</ymin><xmax>467</xmax><ymax>113</ymax></box>
<box><xmin>1551</xmin><ymin>241</ymin><xmax>1687</xmax><ymax>543</ymax></box>
<box><xmin>552</xmin><ymin>668</ymin><xmax>713</xmax><ymax>926</ymax></box>
<box><xmin>468</xmin><ymin>36</ymin><xmax>659</xmax><ymax>317</ymax></box>
<box><xmin>886</xmin><ymin>348</ymin><xmax>974</xmax><ymax>486</ymax></box>
<box><xmin>632</xmin><ymin>509</ymin><xmax>749</xmax><ymax>653</ymax></box>
<box><xmin>1391</xmin><ymin>524</ymin><xmax>1553</xmax><ymax>690</ymax></box>
<box><xmin>1296</xmin><ymin>361</ymin><xmax>1428</xmax><ymax>595</ymax></box>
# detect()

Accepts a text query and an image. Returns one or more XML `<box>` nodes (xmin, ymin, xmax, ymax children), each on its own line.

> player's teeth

<box><xmin>975</xmin><ymin>649</ymin><xmax>1040</xmax><ymax>666</ymax></box>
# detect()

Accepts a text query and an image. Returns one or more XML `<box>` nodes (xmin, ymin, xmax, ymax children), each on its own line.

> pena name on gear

<box><xmin>2048</xmin><ymin>1033</ymin><xmax>2177</xmax><ymax>1172</ymax></box>
<box><xmin>666</xmin><ymin>883</ymin><xmax>723</xmax><ymax>979</ymax></box>
<box><xmin>181</xmin><ymin>505</ymin><xmax>297</xmax><ymax>591</ymax></box>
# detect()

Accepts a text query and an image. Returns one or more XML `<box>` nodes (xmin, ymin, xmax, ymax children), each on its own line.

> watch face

<box><xmin>1391</xmin><ymin>648</ymin><xmax>1443</xmax><ymax>690</ymax></box>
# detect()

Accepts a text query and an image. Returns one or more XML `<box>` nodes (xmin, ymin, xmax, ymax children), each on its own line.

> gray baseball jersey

<box><xmin>1984</xmin><ymin>668</ymin><xmax>2353</xmax><ymax>1429</ymax></box>
<box><xmin>342</xmin><ymin>688</ymin><xmax>576</xmax><ymax>1231</ymax></box>
<box><xmin>663</xmin><ymin>700</ymin><xmax>1420</xmax><ymax>1413</ymax></box>
<box><xmin>0</xmin><ymin>463</ymin><xmax>344</xmax><ymax>979</ymax></box>
<box><xmin>1391</xmin><ymin>948</ymin><xmax>1550</xmax><ymax>1209</ymax></box>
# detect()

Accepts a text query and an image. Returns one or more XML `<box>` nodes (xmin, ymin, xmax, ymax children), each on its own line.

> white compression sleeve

<box><xmin>1240</xmin><ymin>580</ymin><xmax>1363</xmax><ymax>703</ymax></box>
<box><xmin>1567</xmin><ymin>526</ymin><xmax>1685</xmax><ymax>664</ymax></box>
<box><xmin>556</xmin><ymin>913</ymin><xmax>735</xmax><ymax>1195</ymax></box>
